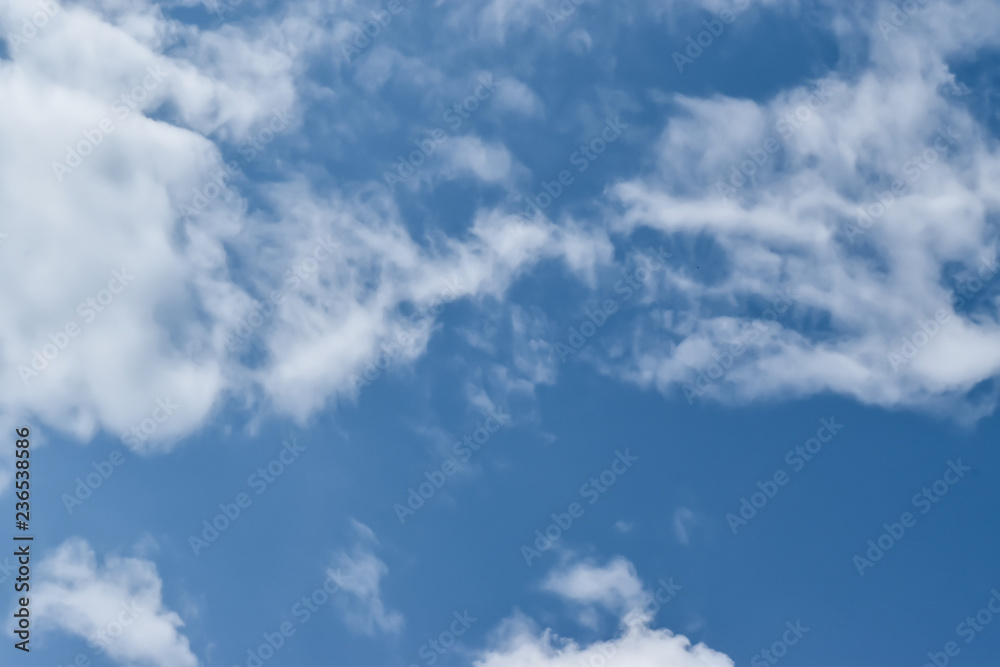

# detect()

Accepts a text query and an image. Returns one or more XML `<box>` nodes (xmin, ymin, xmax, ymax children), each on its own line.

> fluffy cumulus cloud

<box><xmin>541</xmin><ymin>556</ymin><xmax>647</xmax><ymax>611</ymax></box>
<box><xmin>29</xmin><ymin>538</ymin><xmax>197</xmax><ymax>667</ymax></box>
<box><xmin>237</xmin><ymin>185</ymin><xmax>611</xmax><ymax>421</ymax></box>
<box><xmin>474</xmin><ymin>556</ymin><xmax>733</xmax><ymax>667</ymax></box>
<box><xmin>2</xmin><ymin>0</ymin><xmax>1000</xmax><ymax>462</ymax></box>
<box><xmin>0</xmin><ymin>0</ymin><xmax>610</xmax><ymax>451</ymax></box>
<box><xmin>0</xmin><ymin>0</ymin><xmax>298</xmax><ymax>446</ymax></box>
<box><xmin>603</xmin><ymin>0</ymin><xmax>1000</xmax><ymax>417</ymax></box>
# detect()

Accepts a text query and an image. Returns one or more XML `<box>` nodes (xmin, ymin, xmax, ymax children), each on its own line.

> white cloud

<box><xmin>600</xmin><ymin>0</ymin><xmax>1000</xmax><ymax>417</ymax></box>
<box><xmin>0</xmin><ymin>0</ymin><xmax>305</xmax><ymax>451</ymax></box>
<box><xmin>614</xmin><ymin>520</ymin><xmax>634</xmax><ymax>533</ymax></box>
<box><xmin>30</xmin><ymin>538</ymin><xmax>197</xmax><ymax>667</ymax></box>
<box><xmin>542</xmin><ymin>556</ymin><xmax>647</xmax><ymax>613</ymax></box>
<box><xmin>673</xmin><ymin>507</ymin><xmax>695</xmax><ymax>546</ymax></box>
<box><xmin>460</xmin><ymin>0</ymin><xmax>547</xmax><ymax>42</ymax></box>
<box><xmin>442</xmin><ymin>135</ymin><xmax>515</xmax><ymax>183</ymax></box>
<box><xmin>494</xmin><ymin>77</ymin><xmax>545</xmax><ymax>117</ymax></box>
<box><xmin>475</xmin><ymin>557</ymin><xmax>733</xmax><ymax>667</ymax></box>
<box><xmin>244</xmin><ymin>186</ymin><xmax>611</xmax><ymax>421</ymax></box>
<box><xmin>329</xmin><ymin>520</ymin><xmax>404</xmax><ymax>636</ymax></box>
<box><xmin>474</xmin><ymin>616</ymin><xmax>734</xmax><ymax>667</ymax></box>
<box><xmin>4</xmin><ymin>0</ymin><xmax>999</xmax><ymax>468</ymax></box>
<box><xmin>0</xmin><ymin>0</ymin><xmax>613</xmax><ymax>454</ymax></box>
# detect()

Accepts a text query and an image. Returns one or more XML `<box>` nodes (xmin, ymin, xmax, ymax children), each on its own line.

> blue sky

<box><xmin>2</xmin><ymin>0</ymin><xmax>1000</xmax><ymax>666</ymax></box>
